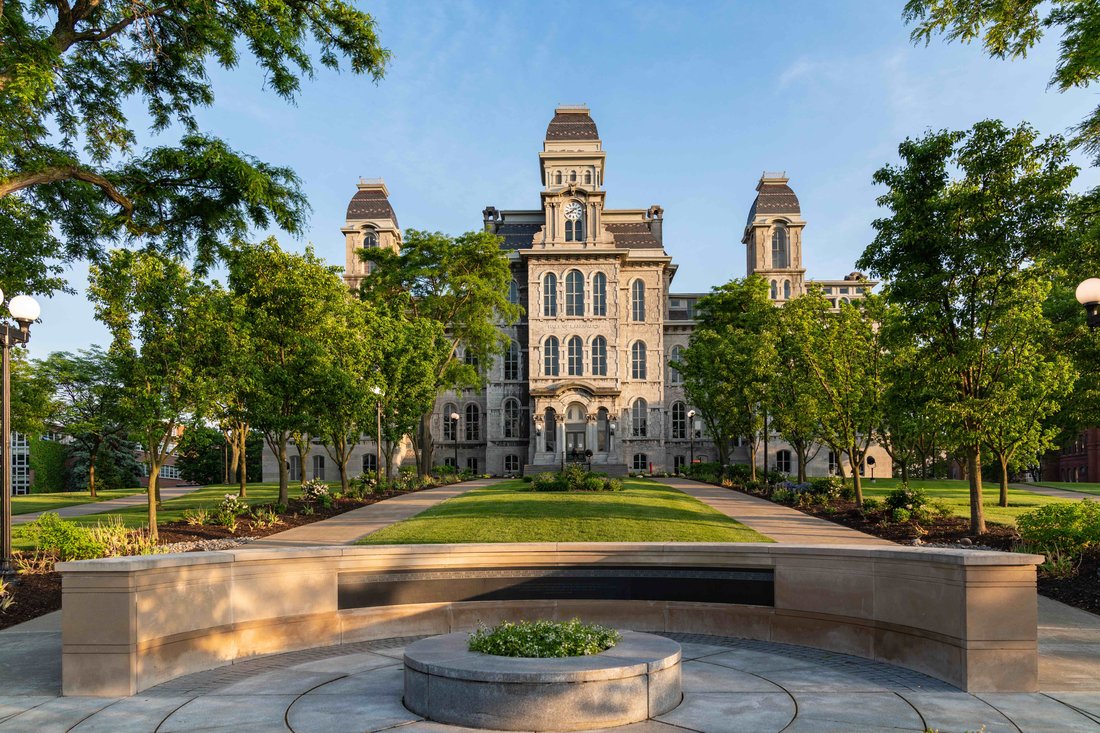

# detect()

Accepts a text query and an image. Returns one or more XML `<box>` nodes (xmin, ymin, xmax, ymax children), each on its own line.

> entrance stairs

<box><xmin>522</xmin><ymin>463</ymin><xmax>629</xmax><ymax>477</ymax></box>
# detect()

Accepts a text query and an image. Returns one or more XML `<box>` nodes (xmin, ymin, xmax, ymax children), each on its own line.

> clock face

<box><xmin>564</xmin><ymin>201</ymin><xmax>583</xmax><ymax>221</ymax></box>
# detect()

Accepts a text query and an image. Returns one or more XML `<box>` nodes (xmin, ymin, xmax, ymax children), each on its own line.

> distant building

<box><xmin>1042</xmin><ymin>429</ymin><xmax>1099</xmax><ymax>484</ymax></box>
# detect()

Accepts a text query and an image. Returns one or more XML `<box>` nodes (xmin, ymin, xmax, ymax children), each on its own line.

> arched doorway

<box><xmin>565</xmin><ymin>402</ymin><xmax>587</xmax><ymax>461</ymax></box>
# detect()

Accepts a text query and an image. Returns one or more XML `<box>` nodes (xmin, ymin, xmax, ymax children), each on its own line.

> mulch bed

<box><xmin>0</xmin><ymin>484</ymin><xmax>437</xmax><ymax>631</ymax></box>
<box><xmin>1037</xmin><ymin>547</ymin><xmax>1100</xmax><ymax>616</ymax></box>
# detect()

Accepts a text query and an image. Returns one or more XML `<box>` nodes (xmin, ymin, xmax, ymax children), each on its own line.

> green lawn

<box><xmin>1028</xmin><ymin>482</ymin><xmax>1100</xmax><ymax>497</ymax></box>
<box><xmin>12</xmin><ymin>489</ymin><xmax>141</xmax><ymax>515</ymax></box>
<box><xmin>854</xmin><ymin>477</ymin><xmax>1072</xmax><ymax>526</ymax></box>
<box><xmin>12</xmin><ymin>482</ymin><xmax>298</xmax><ymax>551</ymax></box>
<box><xmin>359</xmin><ymin>479</ymin><xmax>770</xmax><ymax>544</ymax></box>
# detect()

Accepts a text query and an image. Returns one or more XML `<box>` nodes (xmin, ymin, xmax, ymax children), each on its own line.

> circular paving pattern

<box><xmin>3</xmin><ymin>633</ymin><xmax>1100</xmax><ymax>732</ymax></box>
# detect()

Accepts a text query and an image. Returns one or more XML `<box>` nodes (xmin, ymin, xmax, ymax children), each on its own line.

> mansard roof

<box><xmin>546</xmin><ymin>109</ymin><xmax>600</xmax><ymax>141</ymax></box>
<box><xmin>746</xmin><ymin>179</ymin><xmax>800</xmax><ymax>226</ymax></box>
<box><xmin>496</xmin><ymin>221</ymin><xmax>542</xmax><ymax>250</ymax></box>
<box><xmin>346</xmin><ymin>187</ymin><xmax>398</xmax><ymax>227</ymax></box>
<box><xmin>606</xmin><ymin>222</ymin><xmax>662</xmax><ymax>249</ymax></box>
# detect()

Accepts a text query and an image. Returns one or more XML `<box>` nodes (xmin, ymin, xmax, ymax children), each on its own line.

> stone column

<box><xmin>586</xmin><ymin>416</ymin><xmax>597</xmax><ymax>455</ymax></box>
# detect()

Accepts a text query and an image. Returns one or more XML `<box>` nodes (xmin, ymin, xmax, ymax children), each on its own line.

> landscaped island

<box><xmin>468</xmin><ymin>619</ymin><xmax>621</xmax><ymax>658</ymax></box>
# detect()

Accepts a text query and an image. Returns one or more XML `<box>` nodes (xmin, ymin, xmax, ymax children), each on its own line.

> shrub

<box><xmin>302</xmin><ymin>479</ymin><xmax>330</xmax><ymax>502</ymax></box>
<box><xmin>219</xmin><ymin>493</ymin><xmax>249</xmax><ymax>517</ymax></box>
<box><xmin>521</xmin><ymin>475</ymin><xmax>534</xmax><ymax>483</ymax></box>
<box><xmin>183</xmin><ymin>508</ymin><xmax>208</xmax><ymax>526</ymax></box>
<box><xmin>0</xmin><ymin>579</ymin><xmax>13</xmax><ymax>613</ymax></box>
<box><xmin>1018</xmin><ymin>501</ymin><xmax>1100</xmax><ymax>555</ymax></box>
<box><xmin>726</xmin><ymin>464</ymin><xmax>752</xmax><ymax>482</ymax></box>
<box><xmin>885</xmin><ymin>485</ymin><xmax>927</xmax><ymax>518</ymax></box>
<box><xmin>24</xmin><ymin>512</ymin><xmax>104</xmax><ymax>561</ymax></box>
<box><xmin>581</xmin><ymin>475</ymin><xmax>604</xmax><ymax>492</ymax></box>
<box><xmin>861</xmin><ymin>498</ymin><xmax>882</xmax><ymax>513</ymax></box>
<box><xmin>531</xmin><ymin>472</ymin><xmax>565</xmax><ymax>492</ymax></box>
<box><xmin>250</xmin><ymin>507</ymin><xmax>283</xmax><ymax>529</ymax></box>
<box><xmin>468</xmin><ymin>619</ymin><xmax>621</xmax><ymax>658</ymax></box>
<box><xmin>771</xmin><ymin>488</ymin><xmax>794</xmax><ymax>505</ymax></box>
<box><xmin>14</xmin><ymin>549</ymin><xmax>53</xmax><ymax>575</ymax></box>
<box><xmin>892</xmin><ymin>508</ymin><xmax>911</xmax><ymax>523</ymax></box>
<box><xmin>604</xmin><ymin>478</ymin><xmax>625</xmax><ymax>492</ymax></box>
<box><xmin>530</xmin><ymin>468</ymin><xmax>624</xmax><ymax>492</ymax></box>
<box><xmin>87</xmin><ymin>516</ymin><xmax>164</xmax><ymax>558</ymax></box>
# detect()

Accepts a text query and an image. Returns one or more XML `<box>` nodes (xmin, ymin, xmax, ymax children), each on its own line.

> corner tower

<box><xmin>742</xmin><ymin>172</ymin><xmax>807</xmax><ymax>302</ymax></box>
<box><xmin>342</xmin><ymin>178</ymin><xmax>400</xmax><ymax>290</ymax></box>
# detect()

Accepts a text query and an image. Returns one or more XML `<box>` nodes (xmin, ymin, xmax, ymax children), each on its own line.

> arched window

<box><xmin>631</xmin><ymin>280</ymin><xmax>646</xmax><ymax>321</ymax></box>
<box><xmin>503</xmin><ymin>399</ymin><xmax>520</xmax><ymax>438</ymax></box>
<box><xmin>362</xmin><ymin>453</ymin><xmax>377</xmax><ymax>474</ymax></box>
<box><xmin>565</xmin><ymin>270</ymin><xmax>585</xmax><ymax>315</ymax></box>
<box><xmin>465</xmin><ymin>404</ymin><xmax>480</xmax><ymax>441</ymax></box>
<box><xmin>567</xmin><ymin>335</ymin><xmax>583</xmax><ymax>376</ymax></box>
<box><xmin>632</xmin><ymin>453</ymin><xmax>648</xmax><ymax>471</ymax></box>
<box><xmin>508</xmin><ymin>280</ymin><xmax>519</xmax><ymax>305</ymax></box>
<box><xmin>669</xmin><ymin>345</ymin><xmax>683</xmax><ymax>385</ymax></box>
<box><xmin>544</xmin><ymin>407</ymin><xmax>557</xmax><ymax>453</ymax></box>
<box><xmin>783</xmin><ymin>280</ymin><xmax>791</xmax><ymax>299</ymax></box>
<box><xmin>591</xmin><ymin>336</ymin><xmax>607</xmax><ymax>376</ymax></box>
<box><xmin>632</xmin><ymin>399</ymin><xmax>648</xmax><ymax>437</ymax></box>
<box><xmin>544</xmin><ymin>336</ymin><xmax>560</xmax><ymax>376</ymax></box>
<box><xmin>592</xmin><ymin>272</ymin><xmax>607</xmax><ymax>316</ymax></box>
<box><xmin>543</xmin><ymin>272</ymin><xmax>557</xmax><ymax>317</ymax></box>
<box><xmin>565</xmin><ymin>201</ymin><xmax>585</xmax><ymax>242</ymax></box>
<box><xmin>631</xmin><ymin>341</ymin><xmax>647</xmax><ymax>380</ymax></box>
<box><xmin>554</xmin><ymin>171</ymin><xmax>562</xmax><ymax>185</ymax></box>
<box><xmin>443</xmin><ymin>403</ymin><xmax>458</xmax><ymax>441</ymax></box>
<box><xmin>776</xmin><ymin>449</ymin><xmax>792</xmax><ymax>474</ymax></box>
<box><xmin>363</xmin><ymin>230</ymin><xmax>378</xmax><ymax>248</ymax></box>
<box><xmin>504</xmin><ymin>341</ymin><xmax>520</xmax><ymax>380</ymax></box>
<box><xmin>570</xmin><ymin>170</ymin><xmax>577</xmax><ymax>183</ymax></box>
<box><xmin>671</xmin><ymin>402</ymin><xmax>687</xmax><ymax>439</ymax></box>
<box><xmin>828</xmin><ymin>451</ymin><xmax>839</xmax><ymax>475</ymax></box>
<box><xmin>584</xmin><ymin>170</ymin><xmax>592</xmax><ymax>185</ymax></box>
<box><xmin>770</xmin><ymin>280</ymin><xmax>778</xmax><ymax>300</ymax></box>
<box><xmin>463</xmin><ymin>349</ymin><xmax>479</xmax><ymax>371</ymax></box>
<box><xmin>504</xmin><ymin>454</ymin><xmax>520</xmax><ymax>473</ymax></box>
<box><xmin>772</xmin><ymin>222</ymin><xmax>789</xmax><ymax>268</ymax></box>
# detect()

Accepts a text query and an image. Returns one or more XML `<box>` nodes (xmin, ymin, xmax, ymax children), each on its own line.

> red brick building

<box><xmin>1042</xmin><ymin>428</ymin><xmax>1100</xmax><ymax>483</ymax></box>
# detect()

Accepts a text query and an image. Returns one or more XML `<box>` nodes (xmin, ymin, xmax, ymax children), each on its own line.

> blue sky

<box><xmin>28</xmin><ymin>0</ymin><xmax>1100</xmax><ymax>357</ymax></box>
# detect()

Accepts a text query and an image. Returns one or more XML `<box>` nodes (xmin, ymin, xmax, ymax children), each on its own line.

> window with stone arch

<box><xmin>504</xmin><ymin>341</ymin><xmax>520</xmax><ymax>381</ymax></box>
<box><xmin>631</xmin><ymin>341</ymin><xmax>647</xmax><ymax>380</ymax></box>
<box><xmin>503</xmin><ymin>398</ymin><xmax>520</xmax><ymax>438</ymax></box>
<box><xmin>631</xmin><ymin>279</ymin><xmax>646</xmax><ymax>321</ymax></box>
<box><xmin>544</xmin><ymin>336</ymin><xmax>560</xmax><ymax>376</ymax></box>
<box><xmin>592</xmin><ymin>272</ymin><xmax>607</xmax><ymax>316</ymax></box>
<box><xmin>508</xmin><ymin>279</ymin><xmax>519</xmax><ymax>306</ymax></box>
<box><xmin>543</xmin><ymin>272</ymin><xmax>558</xmax><ymax>317</ymax></box>
<box><xmin>671</xmin><ymin>401</ymin><xmax>687</xmax><ymax>439</ymax></box>
<box><xmin>362</xmin><ymin>229</ymin><xmax>378</xmax><ymax>248</ymax></box>
<box><xmin>770</xmin><ymin>280</ymin><xmax>778</xmax><ymax>300</ymax></box>
<box><xmin>776</xmin><ymin>449</ymin><xmax>792</xmax><ymax>474</ymax></box>
<box><xmin>567</xmin><ymin>335</ymin><xmax>583</xmax><ymax>376</ymax></box>
<box><xmin>632</xmin><ymin>399</ymin><xmax>648</xmax><ymax>437</ymax></box>
<box><xmin>591</xmin><ymin>335</ymin><xmax>608</xmax><ymax>376</ymax></box>
<box><xmin>772</xmin><ymin>222</ymin><xmax>790</xmax><ymax>268</ymax></box>
<box><xmin>632</xmin><ymin>453</ymin><xmax>648</xmax><ymax>471</ymax></box>
<box><xmin>783</xmin><ymin>280</ymin><xmax>791</xmax><ymax>299</ymax></box>
<box><xmin>565</xmin><ymin>201</ymin><xmax>584</xmax><ymax>242</ymax></box>
<box><xmin>465</xmin><ymin>404</ymin><xmax>480</xmax><ymax>441</ymax></box>
<box><xmin>584</xmin><ymin>170</ymin><xmax>592</xmax><ymax>185</ymax></box>
<box><xmin>570</xmin><ymin>170</ymin><xmax>577</xmax><ymax>183</ymax></box>
<box><xmin>442</xmin><ymin>403</ymin><xmax>458</xmax><ymax>441</ymax></box>
<box><xmin>668</xmin><ymin>345</ymin><xmax>683</xmax><ymax>385</ymax></box>
<box><xmin>554</xmin><ymin>171</ymin><xmax>562</xmax><ymax>185</ymax></box>
<box><xmin>565</xmin><ymin>269</ymin><xmax>585</xmax><ymax>316</ymax></box>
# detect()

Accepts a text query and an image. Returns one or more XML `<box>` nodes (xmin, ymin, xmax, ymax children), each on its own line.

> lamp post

<box><xmin>371</xmin><ymin>386</ymin><xmax>383</xmax><ymax>485</ymax></box>
<box><xmin>449</xmin><ymin>411</ymin><xmax>460</xmax><ymax>471</ymax></box>
<box><xmin>2</xmin><ymin>290</ymin><xmax>41</xmax><ymax>574</ymax></box>
<box><xmin>1077</xmin><ymin>278</ymin><xmax>1100</xmax><ymax>329</ymax></box>
<box><xmin>687</xmin><ymin>409</ymin><xmax>697</xmax><ymax>472</ymax></box>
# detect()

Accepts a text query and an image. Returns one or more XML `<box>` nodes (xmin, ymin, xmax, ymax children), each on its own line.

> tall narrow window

<box><xmin>554</xmin><ymin>171</ymin><xmax>562</xmax><ymax>185</ymax></box>
<box><xmin>770</xmin><ymin>280</ymin><xmax>778</xmax><ymax>300</ymax></box>
<box><xmin>362</xmin><ymin>453</ymin><xmax>377</xmax><ymax>474</ymax></box>
<box><xmin>565</xmin><ymin>201</ymin><xmax>585</xmax><ymax>242</ymax></box>
<box><xmin>464</xmin><ymin>349</ymin><xmax>479</xmax><ymax>372</ymax></box>
<box><xmin>584</xmin><ymin>171</ymin><xmax>592</xmax><ymax>184</ymax></box>
<box><xmin>443</xmin><ymin>403</ymin><xmax>457</xmax><ymax>441</ymax></box>
<box><xmin>312</xmin><ymin>454</ymin><xmax>326</xmax><ymax>480</ymax></box>
<box><xmin>503</xmin><ymin>399</ymin><xmax>520</xmax><ymax>438</ymax></box>
<box><xmin>508</xmin><ymin>280</ymin><xmax>519</xmax><ymax>305</ymax></box>
<box><xmin>671</xmin><ymin>402</ymin><xmax>686</xmax><ymax>439</ymax></box>
<box><xmin>592</xmin><ymin>272</ymin><xmax>607</xmax><ymax>316</ymax></box>
<box><xmin>631</xmin><ymin>280</ymin><xmax>645</xmax><ymax>322</ymax></box>
<box><xmin>591</xmin><ymin>336</ymin><xmax>607</xmax><ymax>376</ymax></box>
<box><xmin>776</xmin><ymin>449</ymin><xmax>792</xmax><ymax>474</ymax></box>
<box><xmin>544</xmin><ymin>336</ymin><xmax>560</xmax><ymax>376</ymax></box>
<box><xmin>631</xmin><ymin>341</ymin><xmax>647</xmax><ymax>380</ymax></box>
<box><xmin>772</xmin><ymin>223</ymin><xmax>789</xmax><ymax>268</ymax></box>
<box><xmin>363</xmin><ymin>230</ymin><xmax>378</xmax><ymax>248</ymax></box>
<box><xmin>566</xmin><ymin>336</ymin><xmax>583</xmax><ymax>376</ymax></box>
<box><xmin>632</xmin><ymin>399</ymin><xmax>648</xmax><ymax>437</ymax></box>
<box><xmin>669</xmin><ymin>345</ymin><xmax>683</xmax><ymax>385</ymax></box>
<box><xmin>543</xmin><ymin>273</ymin><xmax>557</xmax><ymax>317</ymax></box>
<box><xmin>570</xmin><ymin>170</ymin><xmax>577</xmax><ymax>183</ymax></box>
<box><xmin>565</xmin><ymin>270</ymin><xmax>585</xmax><ymax>316</ymax></box>
<box><xmin>465</xmin><ymin>404</ymin><xmax>480</xmax><ymax>441</ymax></box>
<box><xmin>504</xmin><ymin>341</ymin><xmax>520</xmax><ymax>380</ymax></box>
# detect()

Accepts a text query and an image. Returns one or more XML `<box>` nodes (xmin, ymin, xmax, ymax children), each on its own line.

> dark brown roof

<box><xmin>346</xmin><ymin>188</ymin><xmax>398</xmax><ymax>226</ymax></box>
<box><xmin>546</xmin><ymin>111</ymin><xmax>600</xmax><ymax>141</ymax></box>
<box><xmin>606</xmin><ymin>222</ymin><xmax>662</xmax><ymax>249</ymax></box>
<box><xmin>746</xmin><ymin>182</ymin><xmax>800</xmax><ymax>226</ymax></box>
<box><xmin>495</xmin><ymin>222</ymin><xmax>541</xmax><ymax>250</ymax></box>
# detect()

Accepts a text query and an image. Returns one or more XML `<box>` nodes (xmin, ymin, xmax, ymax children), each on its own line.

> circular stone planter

<box><xmin>403</xmin><ymin>631</ymin><xmax>682</xmax><ymax>731</ymax></box>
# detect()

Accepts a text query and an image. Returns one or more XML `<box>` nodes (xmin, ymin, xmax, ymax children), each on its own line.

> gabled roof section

<box><xmin>546</xmin><ymin>106</ymin><xmax>600</xmax><ymax>141</ymax></box>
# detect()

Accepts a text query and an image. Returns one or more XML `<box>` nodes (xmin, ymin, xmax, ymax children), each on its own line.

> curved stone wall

<box><xmin>57</xmin><ymin>543</ymin><xmax>1042</xmax><ymax>697</ymax></box>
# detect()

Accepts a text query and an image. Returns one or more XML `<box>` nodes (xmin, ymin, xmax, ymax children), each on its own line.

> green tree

<box><xmin>35</xmin><ymin>346</ymin><xmax>124</xmax><ymax>496</ymax></box>
<box><xmin>89</xmin><ymin>250</ymin><xmax>216</xmax><ymax>540</ymax></box>
<box><xmin>859</xmin><ymin>120</ymin><xmax>1076</xmax><ymax>532</ymax></box>
<box><xmin>772</xmin><ymin>289</ymin><xmax>826</xmax><ymax>483</ymax></box>
<box><xmin>359</xmin><ymin>229</ymin><xmax>521</xmax><ymax>473</ymax></box>
<box><xmin>9</xmin><ymin>348</ymin><xmax>54</xmax><ymax>437</ymax></box>
<box><xmin>66</xmin><ymin>435</ymin><xmax>142</xmax><ymax>492</ymax></box>
<box><xmin>175</xmin><ymin>423</ymin><xmax>231</xmax><ymax>486</ymax></box>
<box><xmin>227</xmin><ymin>238</ymin><xmax>347</xmax><ymax>505</ymax></box>
<box><xmin>0</xmin><ymin>1</ymin><xmax>389</xmax><ymax>296</ymax></box>
<box><xmin>204</xmin><ymin>284</ymin><xmax>256</xmax><ymax>496</ymax></box>
<box><xmin>878</xmin><ymin>319</ymin><xmax>941</xmax><ymax>484</ymax></box>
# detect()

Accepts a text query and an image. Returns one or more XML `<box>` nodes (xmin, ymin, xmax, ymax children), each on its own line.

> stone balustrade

<box><xmin>57</xmin><ymin>542</ymin><xmax>1042</xmax><ymax>696</ymax></box>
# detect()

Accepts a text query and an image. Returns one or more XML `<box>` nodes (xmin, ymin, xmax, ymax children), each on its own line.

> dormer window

<box><xmin>564</xmin><ymin>201</ymin><xmax>585</xmax><ymax>242</ymax></box>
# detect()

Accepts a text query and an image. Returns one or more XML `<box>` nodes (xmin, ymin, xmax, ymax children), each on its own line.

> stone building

<box><xmin>265</xmin><ymin>106</ymin><xmax>890</xmax><ymax>481</ymax></box>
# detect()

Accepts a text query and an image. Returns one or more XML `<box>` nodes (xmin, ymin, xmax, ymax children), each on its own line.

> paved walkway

<box><xmin>12</xmin><ymin>485</ymin><xmax>205</xmax><ymax>525</ymax></box>
<box><xmin>251</xmin><ymin>478</ymin><xmax>502</xmax><ymax>547</ymax></box>
<box><xmin>653</xmin><ymin>476</ymin><xmax>892</xmax><ymax>545</ymax></box>
<box><xmin>1015</xmin><ymin>482</ymin><xmax>1100</xmax><ymax>502</ymax></box>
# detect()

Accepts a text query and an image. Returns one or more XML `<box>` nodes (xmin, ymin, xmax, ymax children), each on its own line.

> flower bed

<box><xmin>468</xmin><ymin>619</ymin><xmax>621</xmax><ymax>658</ymax></box>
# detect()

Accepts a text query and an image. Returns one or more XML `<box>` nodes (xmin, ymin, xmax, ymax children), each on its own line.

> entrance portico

<box><xmin>528</xmin><ymin>382</ymin><xmax>623</xmax><ymax>473</ymax></box>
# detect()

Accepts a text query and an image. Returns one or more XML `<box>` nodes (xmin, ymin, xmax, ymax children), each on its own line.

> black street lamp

<box><xmin>687</xmin><ymin>409</ymin><xmax>697</xmax><ymax>471</ymax></box>
<box><xmin>449</xmin><ymin>411</ymin><xmax>460</xmax><ymax>471</ymax></box>
<box><xmin>2</xmin><ymin>290</ymin><xmax>41</xmax><ymax>574</ymax></box>
<box><xmin>371</xmin><ymin>386</ymin><xmax>383</xmax><ymax>485</ymax></box>
<box><xmin>1077</xmin><ymin>278</ymin><xmax>1100</xmax><ymax>329</ymax></box>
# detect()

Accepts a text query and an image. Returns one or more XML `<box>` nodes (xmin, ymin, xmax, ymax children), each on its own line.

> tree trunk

<box><xmin>748</xmin><ymin>443</ymin><xmax>758</xmax><ymax>482</ymax></box>
<box><xmin>847</xmin><ymin>449</ymin><xmax>863</xmax><ymax>505</ymax></box>
<box><xmin>338</xmin><ymin>456</ymin><xmax>350</xmax><ymax>494</ymax></box>
<box><xmin>420</xmin><ymin>413</ymin><xmax>434</xmax><ymax>474</ymax></box>
<box><xmin>88</xmin><ymin>442</ymin><xmax>99</xmax><ymax>498</ymax></box>
<box><xmin>295</xmin><ymin>439</ymin><xmax>308</xmax><ymax>486</ymax></box>
<box><xmin>966</xmin><ymin>447</ymin><xmax>986</xmax><ymax>535</ymax></box>
<box><xmin>237</xmin><ymin>430</ymin><xmax>248</xmax><ymax>497</ymax></box>
<box><xmin>277</xmin><ymin>440</ymin><xmax>289</xmax><ymax>506</ymax></box>
<box><xmin>901</xmin><ymin>461</ymin><xmax>909</xmax><ymax>484</ymax></box>
<box><xmin>998</xmin><ymin>453</ymin><xmax>1009</xmax><ymax>508</ymax></box>
<box><xmin>227</xmin><ymin>434</ymin><xmax>240</xmax><ymax>486</ymax></box>
<box><xmin>146</xmin><ymin>452</ymin><xmax>160</xmax><ymax>543</ymax></box>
